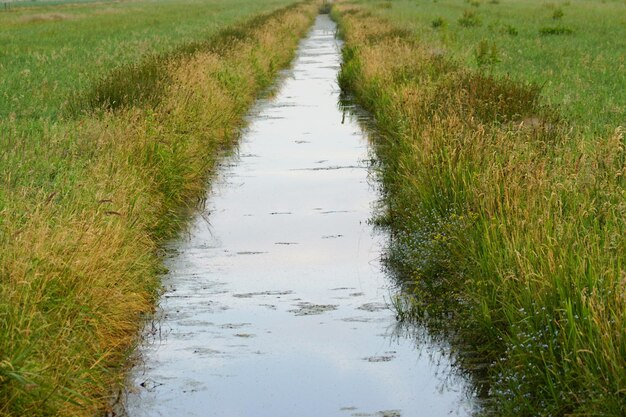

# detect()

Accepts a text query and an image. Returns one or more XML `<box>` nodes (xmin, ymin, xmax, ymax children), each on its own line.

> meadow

<box><xmin>352</xmin><ymin>0</ymin><xmax>625</xmax><ymax>133</ymax></box>
<box><xmin>0</xmin><ymin>0</ymin><xmax>315</xmax><ymax>415</ymax></box>
<box><xmin>334</xmin><ymin>0</ymin><xmax>624</xmax><ymax>415</ymax></box>
<box><xmin>1</xmin><ymin>0</ymin><xmax>299</xmax><ymax>120</ymax></box>
<box><xmin>2</xmin><ymin>0</ymin><xmax>623</xmax><ymax>415</ymax></box>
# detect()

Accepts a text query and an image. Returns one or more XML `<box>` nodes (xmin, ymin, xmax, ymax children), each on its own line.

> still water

<box><xmin>125</xmin><ymin>14</ymin><xmax>477</xmax><ymax>417</ymax></box>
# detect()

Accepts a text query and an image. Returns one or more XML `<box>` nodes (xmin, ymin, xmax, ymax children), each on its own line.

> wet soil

<box><xmin>124</xmin><ymin>15</ymin><xmax>477</xmax><ymax>417</ymax></box>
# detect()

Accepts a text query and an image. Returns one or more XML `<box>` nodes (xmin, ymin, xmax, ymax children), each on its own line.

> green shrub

<box><xmin>431</xmin><ymin>17</ymin><xmax>446</xmax><ymax>28</ymax></box>
<box><xmin>540</xmin><ymin>25</ymin><xmax>573</xmax><ymax>35</ymax></box>
<box><xmin>458</xmin><ymin>10</ymin><xmax>481</xmax><ymax>27</ymax></box>
<box><xmin>474</xmin><ymin>39</ymin><xmax>500</xmax><ymax>68</ymax></box>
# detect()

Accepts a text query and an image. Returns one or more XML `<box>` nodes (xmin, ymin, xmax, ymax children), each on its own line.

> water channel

<box><xmin>125</xmin><ymin>14</ymin><xmax>477</xmax><ymax>417</ymax></box>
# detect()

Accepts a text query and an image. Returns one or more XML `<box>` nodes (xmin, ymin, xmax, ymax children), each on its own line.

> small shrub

<box><xmin>319</xmin><ymin>1</ymin><xmax>332</xmax><ymax>14</ymax></box>
<box><xmin>458</xmin><ymin>10</ymin><xmax>481</xmax><ymax>27</ymax></box>
<box><xmin>431</xmin><ymin>17</ymin><xmax>446</xmax><ymax>28</ymax></box>
<box><xmin>469</xmin><ymin>0</ymin><xmax>481</xmax><ymax>7</ymax></box>
<box><xmin>539</xmin><ymin>26</ymin><xmax>573</xmax><ymax>35</ymax></box>
<box><xmin>552</xmin><ymin>7</ymin><xmax>564</xmax><ymax>20</ymax></box>
<box><xmin>474</xmin><ymin>40</ymin><xmax>500</xmax><ymax>68</ymax></box>
<box><xmin>503</xmin><ymin>24</ymin><xmax>518</xmax><ymax>36</ymax></box>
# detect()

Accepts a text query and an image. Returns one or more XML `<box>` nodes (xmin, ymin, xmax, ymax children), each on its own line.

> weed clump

<box><xmin>431</xmin><ymin>17</ymin><xmax>446</xmax><ymax>28</ymax></box>
<box><xmin>458</xmin><ymin>10</ymin><xmax>481</xmax><ymax>27</ymax></box>
<box><xmin>502</xmin><ymin>24</ymin><xmax>518</xmax><ymax>36</ymax></box>
<box><xmin>539</xmin><ymin>25</ymin><xmax>573</xmax><ymax>35</ymax></box>
<box><xmin>552</xmin><ymin>7</ymin><xmax>564</xmax><ymax>19</ymax></box>
<box><xmin>474</xmin><ymin>40</ymin><xmax>499</xmax><ymax>68</ymax></box>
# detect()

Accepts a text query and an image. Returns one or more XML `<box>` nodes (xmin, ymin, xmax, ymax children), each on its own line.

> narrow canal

<box><xmin>125</xmin><ymin>14</ymin><xmax>477</xmax><ymax>417</ymax></box>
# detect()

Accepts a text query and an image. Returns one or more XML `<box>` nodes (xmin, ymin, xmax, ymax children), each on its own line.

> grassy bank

<box><xmin>342</xmin><ymin>0</ymin><xmax>625</xmax><ymax>133</ymax></box>
<box><xmin>0</xmin><ymin>1</ymin><xmax>317</xmax><ymax>415</ymax></box>
<box><xmin>333</xmin><ymin>0</ymin><xmax>624</xmax><ymax>415</ymax></box>
<box><xmin>1</xmin><ymin>0</ymin><xmax>299</xmax><ymax>120</ymax></box>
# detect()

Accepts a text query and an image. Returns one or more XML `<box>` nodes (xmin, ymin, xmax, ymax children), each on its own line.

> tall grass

<box><xmin>334</xmin><ymin>1</ymin><xmax>624</xmax><ymax>415</ymax></box>
<box><xmin>0</xmin><ymin>1</ymin><xmax>317</xmax><ymax>415</ymax></box>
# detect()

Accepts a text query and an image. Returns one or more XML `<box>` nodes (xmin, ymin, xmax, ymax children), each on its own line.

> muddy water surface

<box><xmin>125</xmin><ymin>15</ymin><xmax>477</xmax><ymax>417</ymax></box>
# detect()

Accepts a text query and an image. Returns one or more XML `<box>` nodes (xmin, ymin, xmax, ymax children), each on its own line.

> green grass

<box><xmin>0</xmin><ymin>1</ymin><xmax>317</xmax><ymax>415</ymax></box>
<box><xmin>0</xmin><ymin>0</ymin><xmax>297</xmax><ymax>120</ymax></box>
<box><xmin>334</xmin><ymin>0</ymin><xmax>624</xmax><ymax>415</ymax></box>
<box><xmin>348</xmin><ymin>0</ymin><xmax>625</xmax><ymax>133</ymax></box>
<box><xmin>0</xmin><ymin>0</ymin><xmax>306</xmax><ymax>217</ymax></box>
<box><xmin>0</xmin><ymin>0</ymin><xmax>302</xmax><ymax>239</ymax></box>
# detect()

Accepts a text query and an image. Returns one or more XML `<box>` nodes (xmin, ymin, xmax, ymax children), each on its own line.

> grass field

<box><xmin>334</xmin><ymin>0</ymin><xmax>624</xmax><ymax>415</ymax></box>
<box><xmin>349</xmin><ymin>0</ymin><xmax>625</xmax><ymax>133</ymax></box>
<box><xmin>2</xmin><ymin>0</ymin><xmax>623</xmax><ymax>415</ymax></box>
<box><xmin>1</xmin><ymin>0</ymin><xmax>300</xmax><ymax>120</ymax></box>
<box><xmin>0</xmin><ymin>0</ymin><xmax>316</xmax><ymax>415</ymax></box>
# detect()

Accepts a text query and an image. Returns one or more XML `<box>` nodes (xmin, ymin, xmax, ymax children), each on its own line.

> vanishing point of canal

<box><xmin>125</xmin><ymin>14</ymin><xmax>478</xmax><ymax>417</ymax></box>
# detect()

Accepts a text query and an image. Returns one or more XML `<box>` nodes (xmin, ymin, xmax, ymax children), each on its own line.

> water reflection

<box><xmin>123</xmin><ymin>14</ymin><xmax>478</xmax><ymax>417</ymax></box>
